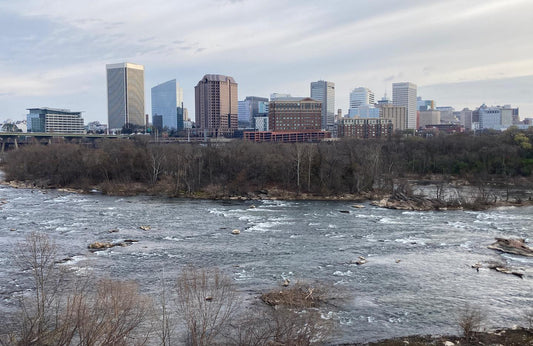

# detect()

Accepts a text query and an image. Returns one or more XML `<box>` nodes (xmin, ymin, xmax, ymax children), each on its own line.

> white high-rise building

<box><xmin>310</xmin><ymin>80</ymin><xmax>335</xmax><ymax>130</ymax></box>
<box><xmin>478</xmin><ymin>104</ymin><xmax>513</xmax><ymax>130</ymax></box>
<box><xmin>349</xmin><ymin>87</ymin><xmax>375</xmax><ymax>109</ymax></box>
<box><xmin>151</xmin><ymin>79</ymin><xmax>183</xmax><ymax>130</ymax></box>
<box><xmin>106</xmin><ymin>62</ymin><xmax>145</xmax><ymax>132</ymax></box>
<box><xmin>392</xmin><ymin>82</ymin><xmax>417</xmax><ymax>130</ymax></box>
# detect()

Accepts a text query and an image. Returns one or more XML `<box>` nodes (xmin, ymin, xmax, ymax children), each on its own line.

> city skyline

<box><xmin>1</xmin><ymin>0</ymin><xmax>533</xmax><ymax>123</ymax></box>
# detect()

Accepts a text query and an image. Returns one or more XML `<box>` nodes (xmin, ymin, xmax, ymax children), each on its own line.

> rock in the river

<box><xmin>487</xmin><ymin>262</ymin><xmax>525</xmax><ymax>278</ymax></box>
<box><xmin>231</xmin><ymin>229</ymin><xmax>240</xmax><ymax>235</ymax></box>
<box><xmin>139</xmin><ymin>225</ymin><xmax>151</xmax><ymax>231</ymax></box>
<box><xmin>488</xmin><ymin>238</ymin><xmax>533</xmax><ymax>257</ymax></box>
<box><xmin>88</xmin><ymin>242</ymin><xmax>113</xmax><ymax>249</ymax></box>
<box><xmin>355</xmin><ymin>256</ymin><xmax>367</xmax><ymax>265</ymax></box>
<box><xmin>88</xmin><ymin>239</ymin><xmax>138</xmax><ymax>250</ymax></box>
<box><xmin>352</xmin><ymin>204</ymin><xmax>365</xmax><ymax>209</ymax></box>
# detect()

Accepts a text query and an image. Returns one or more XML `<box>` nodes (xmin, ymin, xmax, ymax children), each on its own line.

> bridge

<box><xmin>0</xmin><ymin>132</ymin><xmax>232</xmax><ymax>152</ymax></box>
<box><xmin>0</xmin><ymin>132</ymin><xmax>122</xmax><ymax>152</ymax></box>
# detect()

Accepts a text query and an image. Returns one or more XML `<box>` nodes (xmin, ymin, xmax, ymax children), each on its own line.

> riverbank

<box><xmin>347</xmin><ymin>327</ymin><xmax>533</xmax><ymax>345</ymax></box>
<box><xmin>2</xmin><ymin>177</ymin><xmax>533</xmax><ymax>211</ymax></box>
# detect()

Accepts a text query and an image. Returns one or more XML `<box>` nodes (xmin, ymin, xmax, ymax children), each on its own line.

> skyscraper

<box><xmin>310</xmin><ymin>80</ymin><xmax>335</xmax><ymax>130</ymax></box>
<box><xmin>349</xmin><ymin>87</ymin><xmax>375</xmax><ymax>109</ymax></box>
<box><xmin>106</xmin><ymin>63</ymin><xmax>145</xmax><ymax>132</ymax></box>
<box><xmin>151</xmin><ymin>79</ymin><xmax>183</xmax><ymax>130</ymax></box>
<box><xmin>392</xmin><ymin>82</ymin><xmax>417</xmax><ymax>130</ymax></box>
<box><xmin>195</xmin><ymin>74</ymin><xmax>238</xmax><ymax>135</ymax></box>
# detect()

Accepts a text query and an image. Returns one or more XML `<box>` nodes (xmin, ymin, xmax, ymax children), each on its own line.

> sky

<box><xmin>1</xmin><ymin>0</ymin><xmax>533</xmax><ymax>124</ymax></box>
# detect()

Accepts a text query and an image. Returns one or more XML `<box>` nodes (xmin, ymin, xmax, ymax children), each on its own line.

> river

<box><xmin>0</xmin><ymin>183</ymin><xmax>532</xmax><ymax>343</ymax></box>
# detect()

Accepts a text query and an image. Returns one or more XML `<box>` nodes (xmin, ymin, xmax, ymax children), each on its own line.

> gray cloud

<box><xmin>1</xmin><ymin>0</ymin><xmax>533</xmax><ymax>122</ymax></box>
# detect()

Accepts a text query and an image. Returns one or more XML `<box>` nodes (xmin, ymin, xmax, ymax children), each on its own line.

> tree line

<box><xmin>2</xmin><ymin>128</ymin><xmax>533</xmax><ymax>197</ymax></box>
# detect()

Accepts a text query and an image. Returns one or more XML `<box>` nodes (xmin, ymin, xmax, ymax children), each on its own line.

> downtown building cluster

<box><xmin>12</xmin><ymin>61</ymin><xmax>531</xmax><ymax>139</ymax></box>
<box><xmin>102</xmin><ymin>63</ymin><xmax>531</xmax><ymax>141</ymax></box>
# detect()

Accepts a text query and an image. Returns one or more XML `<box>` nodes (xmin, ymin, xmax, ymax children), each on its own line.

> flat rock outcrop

<box><xmin>88</xmin><ymin>239</ymin><xmax>138</xmax><ymax>251</ymax></box>
<box><xmin>488</xmin><ymin>238</ymin><xmax>533</xmax><ymax>257</ymax></box>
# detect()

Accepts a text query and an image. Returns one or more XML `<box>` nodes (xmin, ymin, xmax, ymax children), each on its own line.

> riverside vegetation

<box><xmin>2</xmin><ymin>129</ymin><xmax>533</xmax><ymax>208</ymax></box>
<box><xmin>1</xmin><ymin>233</ymin><xmax>532</xmax><ymax>346</ymax></box>
<box><xmin>0</xmin><ymin>232</ymin><xmax>337</xmax><ymax>345</ymax></box>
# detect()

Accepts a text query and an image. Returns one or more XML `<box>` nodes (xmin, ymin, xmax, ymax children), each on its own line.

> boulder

<box><xmin>355</xmin><ymin>256</ymin><xmax>367</xmax><ymax>265</ymax></box>
<box><xmin>488</xmin><ymin>238</ymin><xmax>533</xmax><ymax>257</ymax></box>
<box><xmin>88</xmin><ymin>239</ymin><xmax>138</xmax><ymax>250</ymax></box>
<box><xmin>487</xmin><ymin>262</ymin><xmax>525</xmax><ymax>278</ymax></box>
<box><xmin>88</xmin><ymin>241</ymin><xmax>113</xmax><ymax>249</ymax></box>
<box><xmin>139</xmin><ymin>225</ymin><xmax>151</xmax><ymax>231</ymax></box>
<box><xmin>231</xmin><ymin>229</ymin><xmax>241</xmax><ymax>235</ymax></box>
<box><xmin>352</xmin><ymin>204</ymin><xmax>365</xmax><ymax>209</ymax></box>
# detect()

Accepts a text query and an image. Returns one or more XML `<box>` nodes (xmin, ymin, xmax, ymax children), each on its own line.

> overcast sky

<box><xmin>1</xmin><ymin>0</ymin><xmax>533</xmax><ymax>124</ymax></box>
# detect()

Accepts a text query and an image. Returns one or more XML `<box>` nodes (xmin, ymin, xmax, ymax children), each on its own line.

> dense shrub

<box><xmin>3</xmin><ymin>130</ymin><xmax>533</xmax><ymax>196</ymax></box>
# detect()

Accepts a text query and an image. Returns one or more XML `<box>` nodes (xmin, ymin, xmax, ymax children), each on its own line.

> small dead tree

<box><xmin>148</xmin><ymin>145</ymin><xmax>166</xmax><ymax>185</ymax></box>
<box><xmin>74</xmin><ymin>279</ymin><xmax>152</xmax><ymax>346</ymax></box>
<box><xmin>175</xmin><ymin>267</ymin><xmax>237</xmax><ymax>346</ymax></box>
<box><xmin>6</xmin><ymin>233</ymin><xmax>152</xmax><ymax>346</ymax></box>
<box><xmin>458</xmin><ymin>304</ymin><xmax>485</xmax><ymax>343</ymax></box>
<box><xmin>13</xmin><ymin>232</ymin><xmax>65</xmax><ymax>345</ymax></box>
<box><xmin>270</xmin><ymin>307</ymin><xmax>334</xmax><ymax>346</ymax></box>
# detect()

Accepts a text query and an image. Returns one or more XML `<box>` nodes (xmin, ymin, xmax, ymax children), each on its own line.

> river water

<box><xmin>0</xmin><ymin>183</ymin><xmax>532</xmax><ymax>343</ymax></box>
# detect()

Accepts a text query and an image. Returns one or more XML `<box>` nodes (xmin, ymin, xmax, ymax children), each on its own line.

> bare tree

<box><xmin>5</xmin><ymin>233</ymin><xmax>152</xmax><ymax>346</ymax></box>
<box><xmin>148</xmin><ymin>145</ymin><xmax>166</xmax><ymax>185</ymax></box>
<box><xmin>291</xmin><ymin>143</ymin><xmax>305</xmax><ymax>194</ymax></box>
<box><xmin>156</xmin><ymin>273</ymin><xmax>174</xmax><ymax>346</ymax></box>
<box><xmin>175</xmin><ymin>267</ymin><xmax>237</xmax><ymax>346</ymax></box>
<box><xmin>457</xmin><ymin>304</ymin><xmax>485</xmax><ymax>343</ymax></box>
<box><xmin>269</xmin><ymin>307</ymin><xmax>334</xmax><ymax>346</ymax></box>
<box><xmin>74</xmin><ymin>279</ymin><xmax>152</xmax><ymax>346</ymax></box>
<box><xmin>13</xmin><ymin>232</ymin><xmax>65</xmax><ymax>345</ymax></box>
